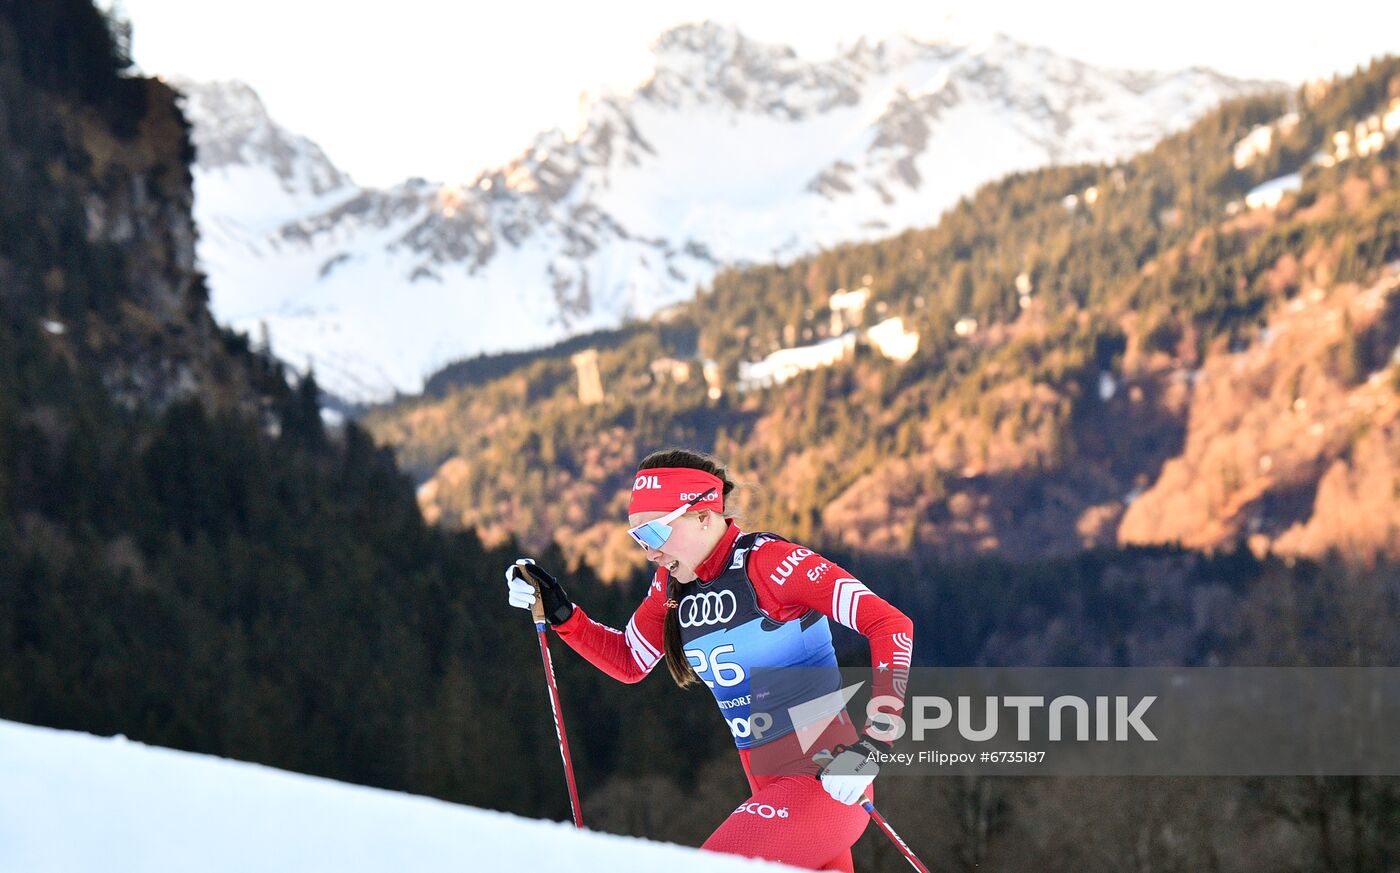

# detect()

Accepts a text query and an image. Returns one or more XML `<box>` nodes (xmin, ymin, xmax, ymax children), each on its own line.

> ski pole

<box><xmin>520</xmin><ymin>564</ymin><xmax>584</xmax><ymax>829</ymax></box>
<box><xmin>859</xmin><ymin>797</ymin><xmax>930</xmax><ymax>873</ymax></box>
<box><xmin>815</xmin><ymin>751</ymin><xmax>931</xmax><ymax>873</ymax></box>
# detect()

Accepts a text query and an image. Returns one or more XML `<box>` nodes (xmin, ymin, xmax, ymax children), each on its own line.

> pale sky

<box><xmin>117</xmin><ymin>0</ymin><xmax>1399</xmax><ymax>188</ymax></box>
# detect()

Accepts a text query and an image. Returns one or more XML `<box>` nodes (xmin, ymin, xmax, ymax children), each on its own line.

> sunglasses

<box><xmin>627</xmin><ymin>488</ymin><xmax>717</xmax><ymax>550</ymax></box>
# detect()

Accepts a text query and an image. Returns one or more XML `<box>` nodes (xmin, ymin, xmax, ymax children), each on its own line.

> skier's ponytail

<box><xmin>637</xmin><ymin>448</ymin><xmax>737</xmax><ymax>689</ymax></box>
<box><xmin>662</xmin><ymin>572</ymin><xmax>697</xmax><ymax>688</ymax></box>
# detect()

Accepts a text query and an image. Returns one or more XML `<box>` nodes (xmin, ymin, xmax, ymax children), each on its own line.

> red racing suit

<box><xmin>552</xmin><ymin>519</ymin><xmax>914</xmax><ymax>872</ymax></box>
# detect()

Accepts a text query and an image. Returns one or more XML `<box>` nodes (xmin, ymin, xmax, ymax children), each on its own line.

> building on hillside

<box><xmin>1016</xmin><ymin>272</ymin><xmax>1035</xmax><ymax>310</ymax></box>
<box><xmin>649</xmin><ymin>357</ymin><xmax>692</xmax><ymax>384</ymax></box>
<box><xmin>702</xmin><ymin>359</ymin><xmax>723</xmax><ymax>400</ymax></box>
<box><xmin>729</xmin><ymin>313</ymin><xmax>922</xmax><ymax>394</ymax></box>
<box><xmin>828</xmin><ymin>286</ymin><xmax>871</xmax><ymax>335</ymax></box>
<box><xmin>865</xmin><ymin>316</ymin><xmax>920</xmax><ymax>362</ymax></box>
<box><xmin>1245</xmin><ymin>173</ymin><xmax>1302</xmax><ymax>210</ymax></box>
<box><xmin>737</xmin><ymin>333</ymin><xmax>857</xmax><ymax>392</ymax></box>
<box><xmin>571</xmin><ymin>349</ymin><xmax>604</xmax><ymax>404</ymax></box>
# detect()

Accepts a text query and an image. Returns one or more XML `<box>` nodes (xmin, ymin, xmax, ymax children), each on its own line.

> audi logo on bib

<box><xmin>679</xmin><ymin>590</ymin><xmax>738</xmax><ymax>628</ymax></box>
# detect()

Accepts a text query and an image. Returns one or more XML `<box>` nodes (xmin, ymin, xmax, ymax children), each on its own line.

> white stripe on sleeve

<box><xmin>830</xmin><ymin>578</ymin><xmax>873</xmax><ymax>630</ymax></box>
<box><xmin>626</xmin><ymin>615</ymin><xmax>662</xmax><ymax>671</ymax></box>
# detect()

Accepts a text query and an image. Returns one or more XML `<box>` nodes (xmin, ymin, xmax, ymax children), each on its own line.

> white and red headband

<box><xmin>627</xmin><ymin>467</ymin><xmax>724</xmax><ymax>515</ymax></box>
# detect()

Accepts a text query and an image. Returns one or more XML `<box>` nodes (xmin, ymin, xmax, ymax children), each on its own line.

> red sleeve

<box><xmin>748</xmin><ymin>540</ymin><xmax>913</xmax><ymax>731</ymax></box>
<box><xmin>551</xmin><ymin>570</ymin><xmax>668</xmax><ymax>684</ymax></box>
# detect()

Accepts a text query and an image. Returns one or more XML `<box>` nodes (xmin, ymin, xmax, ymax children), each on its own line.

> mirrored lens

<box><xmin>629</xmin><ymin>521</ymin><xmax>672</xmax><ymax>550</ymax></box>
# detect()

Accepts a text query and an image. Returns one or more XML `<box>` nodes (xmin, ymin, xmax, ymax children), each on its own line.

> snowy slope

<box><xmin>0</xmin><ymin>719</ymin><xmax>795</xmax><ymax>873</ymax></box>
<box><xmin>177</xmin><ymin>23</ymin><xmax>1277</xmax><ymax>402</ymax></box>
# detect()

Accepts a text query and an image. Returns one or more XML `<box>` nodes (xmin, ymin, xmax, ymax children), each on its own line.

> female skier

<box><xmin>505</xmin><ymin>448</ymin><xmax>914</xmax><ymax>872</ymax></box>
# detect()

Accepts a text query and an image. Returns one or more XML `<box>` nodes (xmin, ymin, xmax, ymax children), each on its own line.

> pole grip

<box><xmin>518</xmin><ymin>563</ymin><xmax>548</xmax><ymax>625</ymax></box>
<box><xmin>529</xmin><ymin>579</ymin><xmax>547</xmax><ymax>625</ymax></box>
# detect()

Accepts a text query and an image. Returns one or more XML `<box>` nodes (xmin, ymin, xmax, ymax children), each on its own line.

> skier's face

<box><xmin>627</xmin><ymin>509</ymin><xmax>717</xmax><ymax>583</ymax></box>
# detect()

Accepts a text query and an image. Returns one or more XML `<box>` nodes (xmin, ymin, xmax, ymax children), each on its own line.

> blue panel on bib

<box><xmin>678</xmin><ymin>532</ymin><xmax>842</xmax><ymax>748</ymax></box>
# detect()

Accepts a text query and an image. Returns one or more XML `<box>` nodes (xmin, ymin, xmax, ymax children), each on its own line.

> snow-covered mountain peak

<box><xmin>181</xmin><ymin>27</ymin><xmax>1279</xmax><ymax>402</ymax></box>
<box><xmin>839</xmin><ymin>31</ymin><xmax>964</xmax><ymax>75</ymax></box>
<box><xmin>649</xmin><ymin>20</ymin><xmax>802</xmax><ymax>74</ymax></box>
<box><xmin>172</xmin><ymin>78</ymin><xmax>351</xmax><ymax>195</ymax></box>
<box><xmin>651</xmin><ymin>20</ymin><xmax>763</xmax><ymax>59</ymax></box>
<box><xmin>172</xmin><ymin>78</ymin><xmax>355</xmax><ymax>236</ymax></box>
<box><xmin>641</xmin><ymin>21</ymin><xmax>858</xmax><ymax>117</ymax></box>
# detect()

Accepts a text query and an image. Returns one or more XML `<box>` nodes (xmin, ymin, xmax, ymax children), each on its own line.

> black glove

<box><xmin>843</xmin><ymin>733</ymin><xmax>893</xmax><ymax>761</ymax></box>
<box><xmin>507</xmin><ymin>558</ymin><xmax>574</xmax><ymax>626</ymax></box>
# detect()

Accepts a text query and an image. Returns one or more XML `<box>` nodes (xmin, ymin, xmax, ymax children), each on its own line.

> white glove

<box><xmin>816</xmin><ymin>741</ymin><xmax>881</xmax><ymax>805</ymax></box>
<box><xmin>505</xmin><ymin>558</ymin><xmax>539</xmax><ymax>610</ymax></box>
<box><xmin>505</xmin><ymin>558</ymin><xmax>575</xmax><ymax>625</ymax></box>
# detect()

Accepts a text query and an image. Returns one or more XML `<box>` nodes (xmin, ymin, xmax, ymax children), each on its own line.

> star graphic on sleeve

<box><xmin>876</xmin><ymin>661</ymin><xmax>890</xmax><ymax>672</ymax></box>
